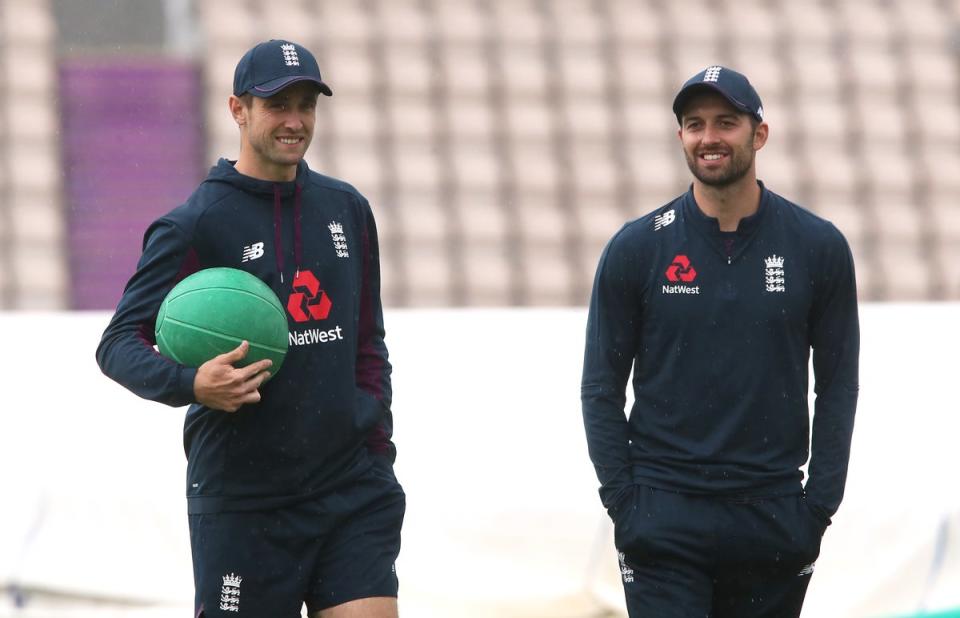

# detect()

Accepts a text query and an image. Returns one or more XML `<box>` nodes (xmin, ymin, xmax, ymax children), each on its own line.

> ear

<box><xmin>228</xmin><ymin>95</ymin><xmax>247</xmax><ymax>127</ymax></box>
<box><xmin>753</xmin><ymin>121</ymin><xmax>769</xmax><ymax>151</ymax></box>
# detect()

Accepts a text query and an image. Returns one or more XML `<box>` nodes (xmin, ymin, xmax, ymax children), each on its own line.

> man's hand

<box><xmin>193</xmin><ymin>341</ymin><xmax>272</xmax><ymax>412</ymax></box>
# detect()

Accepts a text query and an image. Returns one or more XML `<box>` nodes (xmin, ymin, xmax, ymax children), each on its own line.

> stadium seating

<box><xmin>0</xmin><ymin>0</ymin><xmax>65</xmax><ymax>309</ymax></box>
<box><xmin>0</xmin><ymin>0</ymin><xmax>958</xmax><ymax>308</ymax></box>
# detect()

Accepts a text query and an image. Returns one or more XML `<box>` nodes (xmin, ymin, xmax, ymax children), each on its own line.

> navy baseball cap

<box><xmin>672</xmin><ymin>65</ymin><xmax>762</xmax><ymax>124</ymax></box>
<box><xmin>233</xmin><ymin>39</ymin><xmax>333</xmax><ymax>98</ymax></box>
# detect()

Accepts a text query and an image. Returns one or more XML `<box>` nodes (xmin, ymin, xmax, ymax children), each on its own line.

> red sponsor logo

<box><xmin>287</xmin><ymin>270</ymin><xmax>332</xmax><ymax>322</ymax></box>
<box><xmin>665</xmin><ymin>255</ymin><xmax>697</xmax><ymax>282</ymax></box>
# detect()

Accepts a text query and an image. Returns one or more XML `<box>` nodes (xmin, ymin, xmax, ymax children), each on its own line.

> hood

<box><xmin>203</xmin><ymin>158</ymin><xmax>309</xmax><ymax>282</ymax></box>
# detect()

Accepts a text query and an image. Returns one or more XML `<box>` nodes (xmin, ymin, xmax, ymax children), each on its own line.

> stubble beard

<box><xmin>685</xmin><ymin>146</ymin><xmax>755</xmax><ymax>188</ymax></box>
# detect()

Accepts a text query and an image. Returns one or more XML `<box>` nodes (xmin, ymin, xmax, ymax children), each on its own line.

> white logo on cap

<box><xmin>281</xmin><ymin>43</ymin><xmax>300</xmax><ymax>67</ymax></box>
<box><xmin>704</xmin><ymin>66</ymin><xmax>722</xmax><ymax>82</ymax></box>
<box><xmin>756</xmin><ymin>105</ymin><xmax>764</xmax><ymax>120</ymax></box>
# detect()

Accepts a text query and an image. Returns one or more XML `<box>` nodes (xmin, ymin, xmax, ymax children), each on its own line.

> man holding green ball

<box><xmin>97</xmin><ymin>39</ymin><xmax>403</xmax><ymax>618</ymax></box>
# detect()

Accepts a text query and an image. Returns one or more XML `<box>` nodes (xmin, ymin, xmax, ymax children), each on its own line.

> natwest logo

<box><xmin>287</xmin><ymin>270</ymin><xmax>332</xmax><ymax>322</ymax></box>
<box><xmin>665</xmin><ymin>255</ymin><xmax>697</xmax><ymax>282</ymax></box>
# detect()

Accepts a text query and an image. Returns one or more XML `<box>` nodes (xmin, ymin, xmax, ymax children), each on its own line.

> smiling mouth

<box><xmin>701</xmin><ymin>153</ymin><xmax>727</xmax><ymax>161</ymax></box>
<box><xmin>277</xmin><ymin>137</ymin><xmax>303</xmax><ymax>145</ymax></box>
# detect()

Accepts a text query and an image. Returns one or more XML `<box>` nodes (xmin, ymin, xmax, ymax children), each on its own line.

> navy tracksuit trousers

<box><xmin>614</xmin><ymin>485</ymin><xmax>827</xmax><ymax>618</ymax></box>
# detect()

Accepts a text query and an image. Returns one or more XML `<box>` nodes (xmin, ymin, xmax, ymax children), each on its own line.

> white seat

<box><xmin>314</xmin><ymin>0</ymin><xmax>374</xmax><ymax>44</ymax></box>
<box><xmin>552</xmin><ymin>0</ymin><xmax>602</xmax><ymax>47</ymax></box>
<box><xmin>10</xmin><ymin>191</ymin><xmax>63</xmax><ymax>243</ymax></box>
<box><xmin>780</xmin><ymin>1</ymin><xmax>834</xmax><ymax>45</ymax></box>
<box><xmin>491</xmin><ymin>0</ymin><xmax>544</xmax><ymax>46</ymax></box>
<box><xmin>904</xmin><ymin>47</ymin><xmax>959</xmax><ymax>95</ymax></box>
<box><xmin>560</xmin><ymin>45</ymin><xmax>606</xmax><ymax>98</ymax></box>
<box><xmin>3</xmin><ymin>99</ymin><xmax>57</xmax><ymax>139</ymax></box>
<box><xmin>7</xmin><ymin>144</ymin><xmax>58</xmax><ymax>191</ymax></box>
<box><xmin>788</xmin><ymin>43</ymin><xmax>841</xmax><ymax>97</ymax></box>
<box><xmin>461</xmin><ymin>241</ymin><xmax>515</xmax><ymax>306</ymax></box>
<box><xmin>573</xmin><ymin>192</ymin><xmax>629</xmax><ymax>247</ymax></box>
<box><xmin>329</xmin><ymin>141</ymin><xmax>383</xmax><ymax>191</ymax></box>
<box><xmin>384</xmin><ymin>43</ymin><xmax>432</xmax><ymax>97</ymax></box>
<box><xmin>838</xmin><ymin>0</ymin><xmax>893</xmax><ymax>44</ymax></box>
<box><xmin>506</xmin><ymin>100</ymin><xmax>553</xmax><ymax>141</ymax></box>
<box><xmin>863</xmin><ymin>148</ymin><xmax>914</xmax><ymax>195</ymax></box>
<box><xmin>0</xmin><ymin>0</ymin><xmax>55</xmax><ymax>42</ymax></box>
<box><xmin>928</xmin><ymin>195</ymin><xmax>960</xmax><ymax>244</ymax></box>
<box><xmin>2</xmin><ymin>47</ymin><xmax>55</xmax><ymax>93</ymax></box>
<box><xmin>435</xmin><ymin>0</ymin><xmax>486</xmax><ymax>45</ymax></box>
<box><xmin>608</xmin><ymin>0</ymin><xmax>663</xmax><ymax>46</ymax></box>
<box><xmin>198</xmin><ymin>1</ymin><xmax>257</xmax><ymax>43</ymax></box>
<box><xmin>404</xmin><ymin>240</ymin><xmax>453</xmax><ymax>306</ymax></box>
<box><xmin>571</xmin><ymin>139</ymin><xmax>617</xmax><ymax>195</ymax></box>
<box><xmin>616</xmin><ymin>44</ymin><xmax>669</xmax><ymax>98</ymax></box>
<box><xmin>877</xmin><ymin>242</ymin><xmax>934</xmax><ymax>301</ymax></box>
<box><xmin>797</xmin><ymin>97</ymin><xmax>847</xmax><ymax>145</ymax></box>
<box><xmin>514</xmin><ymin>192</ymin><xmax>568</xmax><ymax>245</ymax></box>
<box><xmin>722</xmin><ymin>0</ymin><xmax>780</xmax><ymax>46</ymax></box>
<box><xmin>456</xmin><ymin>190</ymin><xmax>507</xmax><ymax>244</ymax></box>
<box><xmin>378</xmin><ymin>0</ymin><xmax>429</xmax><ymax>44</ymax></box>
<box><xmin>321</xmin><ymin>43</ymin><xmax>375</xmax><ymax>95</ymax></box>
<box><xmin>727</xmin><ymin>44</ymin><xmax>785</xmax><ymax>101</ymax></box>
<box><xmin>328</xmin><ymin>96</ymin><xmax>379</xmax><ymax>140</ymax></box>
<box><xmin>847</xmin><ymin>45</ymin><xmax>899</xmax><ymax>94</ymax></box>
<box><xmin>932</xmin><ymin>241</ymin><xmax>960</xmax><ymax>300</ymax></box>
<box><xmin>452</xmin><ymin>139</ymin><xmax>501</xmax><ymax>191</ymax></box>
<box><xmin>394</xmin><ymin>188</ymin><xmax>449</xmax><ymax>244</ymax></box>
<box><xmin>853</xmin><ymin>95</ymin><xmax>906</xmax><ymax>148</ymax></box>
<box><xmin>922</xmin><ymin>146</ymin><xmax>960</xmax><ymax>193</ymax></box>
<box><xmin>448</xmin><ymin>98</ymin><xmax>493</xmax><ymax>141</ymax></box>
<box><xmin>565</xmin><ymin>97</ymin><xmax>611</xmax><ymax>140</ymax></box>
<box><xmin>804</xmin><ymin>149</ymin><xmax>856</xmax><ymax>194</ymax></box>
<box><xmin>444</xmin><ymin>44</ymin><xmax>491</xmax><ymax>99</ymax></box>
<box><xmin>501</xmin><ymin>44</ymin><xmax>548</xmax><ymax>99</ymax></box>
<box><xmin>389</xmin><ymin>99</ymin><xmax>437</xmax><ymax>141</ymax></box>
<box><xmin>394</xmin><ymin>142</ymin><xmax>441</xmax><ymax>192</ymax></box>
<box><xmin>872</xmin><ymin>198</ymin><xmax>924</xmax><ymax>245</ymax></box>
<box><xmin>520</xmin><ymin>243</ymin><xmax>575</xmax><ymax>306</ymax></box>
<box><xmin>511</xmin><ymin>140</ymin><xmax>559</xmax><ymax>194</ymax></box>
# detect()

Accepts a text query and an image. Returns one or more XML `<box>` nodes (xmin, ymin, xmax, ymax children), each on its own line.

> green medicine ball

<box><xmin>156</xmin><ymin>267</ymin><xmax>288</xmax><ymax>378</ymax></box>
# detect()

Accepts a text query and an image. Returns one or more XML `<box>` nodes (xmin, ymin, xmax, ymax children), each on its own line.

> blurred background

<box><xmin>0</xmin><ymin>0</ymin><xmax>958</xmax><ymax>616</ymax></box>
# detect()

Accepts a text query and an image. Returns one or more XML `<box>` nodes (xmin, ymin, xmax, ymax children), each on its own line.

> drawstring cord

<box><xmin>273</xmin><ymin>185</ymin><xmax>284</xmax><ymax>283</ymax></box>
<box><xmin>272</xmin><ymin>182</ymin><xmax>304</xmax><ymax>284</ymax></box>
<box><xmin>294</xmin><ymin>183</ymin><xmax>303</xmax><ymax>280</ymax></box>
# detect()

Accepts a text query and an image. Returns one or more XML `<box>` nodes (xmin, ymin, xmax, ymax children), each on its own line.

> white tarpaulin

<box><xmin>1</xmin><ymin>304</ymin><xmax>958</xmax><ymax>617</ymax></box>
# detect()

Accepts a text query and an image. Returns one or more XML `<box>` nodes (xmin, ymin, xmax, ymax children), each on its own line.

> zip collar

<box><xmin>682</xmin><ymin>181</ymin><xmax>771</xmax><ymax>263</ymax></box>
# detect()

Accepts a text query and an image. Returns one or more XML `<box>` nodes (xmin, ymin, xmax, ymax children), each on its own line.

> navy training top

<box><xmin>97</xmin><ymin>159</ymin><xmax>394</xmax><ymax>514</ymax></box>
<box><xmin>581</xmin><ymin>182</ymin><xmax>859</xmax><ymax>524</ymax></box>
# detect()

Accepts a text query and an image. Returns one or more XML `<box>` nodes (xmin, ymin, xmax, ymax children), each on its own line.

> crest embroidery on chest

<box><xmin>328</xmin><ymin>221</ymin><xmax>349</xmax><ymax>258</ymax></box>
<box><xmin>765</xmin><ymin>254</ymin><xmax>785</xmax><ymax>292</ymax></box>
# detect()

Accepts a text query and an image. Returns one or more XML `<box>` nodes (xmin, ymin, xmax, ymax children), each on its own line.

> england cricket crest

<box><xmin>328</xmin><ymin>221</ymin><xmax>349</xmax><ymax>258</ymax></box>
<box><xmin>765</xmin><ymin>254</ymin><xmax>785</xmax><ymax>293</ymax></box>
<box><xmin>219</xmin><ymin>573</ymin><xmax>242</xmax><ymax>612</ymax></box>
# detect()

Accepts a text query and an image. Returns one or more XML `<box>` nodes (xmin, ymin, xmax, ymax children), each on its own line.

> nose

<box><xmin>282</xmin><ymin>110</ymin><xmax>305</xmax><ymax>131</ymax></box>
<box><xmin>701</xmin><ymin>123</ymin><xmax>722</xmax><ymax>145</ymax></box>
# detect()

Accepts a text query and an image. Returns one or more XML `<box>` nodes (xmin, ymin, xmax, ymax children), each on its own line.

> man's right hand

<box><xmin>193</xmin><ymin>341</ymin><xmax>272</xmax><ymax>412</ymax></box>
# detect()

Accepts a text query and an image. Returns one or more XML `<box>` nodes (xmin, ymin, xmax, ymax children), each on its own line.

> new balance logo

<box><xmin>797</xmin><ymin>563</ymin><xmax>815</xmax><ymax>577</ymax></box>
<box><xmin>654</xmin><ymin>209</ymin><xmax>676</xmax><ymax>231</ymax></box>
<box><xmin>241</xmin><ymin>242</ymin><xmax>264</xmax><ymax>262</ymax></box>
<box><xmin>704</xmin><ymin>66</ymin><xmax>722</xmax><ymax>82</ymax></box>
